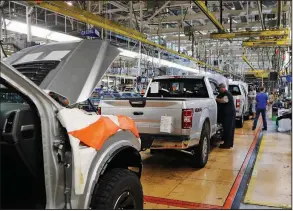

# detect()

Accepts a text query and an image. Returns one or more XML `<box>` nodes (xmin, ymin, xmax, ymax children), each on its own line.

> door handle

<box><xmin>21</xmin><ymin>125</ymin><xmax>35</xmax><ymax>139</ymax></box>
<box><xmin>21</xmin><ymin>125</ymin><xmax>34</xmax><ymax>131</ymax></box>
<box><xmin>133</xmin><ymin>111</ymin><xmax>143</xmax><ymax>115</ymax></box>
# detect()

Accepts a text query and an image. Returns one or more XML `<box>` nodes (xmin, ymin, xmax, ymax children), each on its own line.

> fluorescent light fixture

<box><xmin>4</xmin><ymin>19</ymin><xmax>82</xmax><ymax>42</ymax></box>
<box><xmin>66</xmin><ymin>1</ymin><xmax>73</xmax><ymax>6</ymax></box>
<box><xmin>118</xmin><ymin>48</ymin><xmax>199</xmax><ymax>73</ymax></box>
<box><xmin>3</xmin><ymin>19</ymin><xmax>199</xmax><ymax>73</ymax></box>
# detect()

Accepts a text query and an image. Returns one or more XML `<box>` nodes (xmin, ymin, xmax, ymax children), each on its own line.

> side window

<box><xmin>240</xmin><ymin>85</ymin><xmax>247</xmax><ymax>96</ymax></box>
<box><xmin>209</xmin><ymin>82</ymin><xmax>216</xmax><ymax>92</ymax></box>
<box><xmin>209</xmin><ymin>80</ymin><xmax>218</xmax><ymax>93</ymax></box>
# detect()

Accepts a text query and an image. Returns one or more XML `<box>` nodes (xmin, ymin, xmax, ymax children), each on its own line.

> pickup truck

<box><xmin>228</xmin><ymin>81</ymin><xmax>249</xmax><ymax>128</ymax></box>
<box><xmin>100</xmin><ymin>75</ymin><xmax>227</xmax><ymax>168</ymax></box>
<box><xmin>1</xmin><ymin>40</ymin><xmax>143</xmax><ymax>209</ymax></box>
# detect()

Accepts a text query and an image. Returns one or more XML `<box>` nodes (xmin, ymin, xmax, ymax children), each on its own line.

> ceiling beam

<box><xmin>193</xmin><ymin>0</ymin><xmax>226</xmax><ymax>32</ymax></box>
<box><xmin>150</xmin><ymin>21</ymin><xmax>263</xmax><ymax>35</ymax></box>
<box><xmin>149</xmin><ymin>5</ymin><xmax>290</xmax><ymax>24</ymax></box>
<box><xmin>147</xmin><ymin>1</ymin><xmax>170</xmax><ymax>23</ymax></box>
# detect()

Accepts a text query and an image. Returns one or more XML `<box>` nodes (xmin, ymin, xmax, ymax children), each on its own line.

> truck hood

<box><xmin>4</xmin><ymin>40</ymin><xmax>120</xmax><ymax>105</ymax></box>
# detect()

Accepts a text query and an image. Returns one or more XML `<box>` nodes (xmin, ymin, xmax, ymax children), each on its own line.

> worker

<box><xmin>248</xmin><ymin>87</ymin><xmax>257</xmax><ymax>119</ymax></box>
<box><xmin>216</xmin><ymin>83</ymin><xmax>236</xmax><ymax>149</ymax></box>
<box><xmin>252</xmin><ymin>87</ymin><xmax>268</xmax><ymax>131</ymax></box>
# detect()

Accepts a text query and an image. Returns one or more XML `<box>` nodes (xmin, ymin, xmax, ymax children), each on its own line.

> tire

<box><xmin>237</xmin><ymin>112</ymin><xmax>244</xmax><ymax>128</ymax></box>
<box><xmin>192</xmin><ymin>122</ymin><xmax>210</xmax><ymax>168</ymax></box>
<box><xmin>244</xmin><ymin>113</ymin><xmax>249</xmax><ymax>121</ymax></box>
<box><xmin>90</xmin><ymin>168</ymin><xmax>143</xmax><ymax>210</ymax></box>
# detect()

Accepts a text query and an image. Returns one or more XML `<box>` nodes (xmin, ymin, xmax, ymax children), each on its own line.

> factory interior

<box><xmin>0</xmin><ymin>0</ymin><xmax>292</xmax><ymax>210</ymax></box>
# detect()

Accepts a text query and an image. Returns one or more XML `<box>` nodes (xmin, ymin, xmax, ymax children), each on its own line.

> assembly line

<box><xmin>0</xmin><ymin>0</ymin><xmax>292</xmax><ymax>210</ymax></box>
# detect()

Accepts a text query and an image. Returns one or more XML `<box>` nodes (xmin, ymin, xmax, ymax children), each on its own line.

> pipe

<box><xmin>257</xmin><ymin>0</ymin><xmax>265</xmax><ymax>30</ymax></box>
<box><xmin>229</xmin><ymin>16</ymin><xmax>232</xmax><ymax>32</ymax></box>
<box><xmin>26</xmin><ymin>6</ymin><xmax>32</xmax><ymax>43</ymax></box>
<box><xmin>220</xmin><ymin>0</ymin><xmax>223</xmax><ymax>25</ymax></box>
<box><xmin>277</xmin><ymin>0</ymin><xmax>282</xmax><ymax>28</ymax></box>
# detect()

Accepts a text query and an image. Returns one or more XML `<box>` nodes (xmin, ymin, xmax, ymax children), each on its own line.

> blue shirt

<box><xmin>256</xmin><ymin>92</ymin><xmax>268</xmax><ymax>109</ymax></box>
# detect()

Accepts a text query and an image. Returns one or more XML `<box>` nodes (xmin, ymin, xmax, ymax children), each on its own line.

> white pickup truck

<box><xmin>228</xmin><ymin>81</ymin><xmax>249</xmax><ymax>128</ymax></box>
<box><xmin>100</xmin><ymin>75</ymin><xmax>228</xmax><ymax>167</ymax></box>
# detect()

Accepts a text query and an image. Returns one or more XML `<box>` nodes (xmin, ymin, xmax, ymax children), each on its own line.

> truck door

<box><xmin>208</xmin><ymin>79</ymin><xmax>219</xmax><ymax>133</ymax></box>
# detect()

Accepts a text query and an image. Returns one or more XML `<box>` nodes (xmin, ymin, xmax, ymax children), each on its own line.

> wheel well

<box><xmin>102</xmin><ymin>147</ymin><xmax>142</xmax><ymax>178</ymax></box>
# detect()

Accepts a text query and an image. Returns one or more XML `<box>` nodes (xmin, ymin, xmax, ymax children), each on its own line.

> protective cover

<box><xmin>57</xmin><ymin>108</ymin><xmax>139</xmax><ymax>195</ymax></box>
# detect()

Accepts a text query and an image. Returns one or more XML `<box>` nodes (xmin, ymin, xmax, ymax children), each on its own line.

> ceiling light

<box><xmin>3</xmin><ymin>19</ymin><xmax>82</xmax><ymax>42</ymax></box>
<box><xmin>66</xmin><ymin>1</ymin><xmax>73</xmax><ymax>6</ymax></box>
<box><xmin>3</xmin><ymin>19</ymin><xmax>199</xmax><ymax>73</ymax></box>
<box><xmin>118</xmin><ymin>48</ymin><xmax>199</xmax><ymax>73</ymax></box>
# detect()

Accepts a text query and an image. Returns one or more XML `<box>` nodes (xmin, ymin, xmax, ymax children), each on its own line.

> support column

<box><xmin>137</xmin><ymin>1</ymin><xmax>143</xmax><ymax>77</ymax></box>
<box><xmin>128</xmin><ymin>1</ymin><xmax>133</xmax><ymax>49</ymax></box>
<box><xmin>0</xmin><ymin>8</ymin><xmax>2</xmax><ymax>42</ymax></box>
<box><xmin>158</xmin><ymin>49</ymin><xmax>161</xmax><ymax>67</ymax></box>
<box><xmin>99</xmin><ymin>0</ymin><xmax>103</xmax><ymax>39</ymax></box>
<box><xmin>220</xmin><ymin>0</ymin><xmax>223</xmax><ymax>24</ymax></box>
<box><xmin>26</xmin><ymin>6</ymin><xmax>33</xmax><ymax>45</ymax></box>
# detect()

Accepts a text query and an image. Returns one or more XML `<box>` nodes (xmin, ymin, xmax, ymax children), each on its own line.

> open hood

<box><xmin>4</xmin><ymin>40</ymin><xmax>120</xmax><ymax>105</ymax></box>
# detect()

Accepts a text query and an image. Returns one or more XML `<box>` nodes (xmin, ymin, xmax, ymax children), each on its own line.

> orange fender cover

<box><xmin>68</xmin><ymin>115</ymin><xmax>140</xmax><ymax>150</ymax></box>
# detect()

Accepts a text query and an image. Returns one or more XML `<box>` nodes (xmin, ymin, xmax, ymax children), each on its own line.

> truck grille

<box><xmin>13</xmin><ymin>61</ymin><xmax>60</xmax><ymax>85</ymax></box>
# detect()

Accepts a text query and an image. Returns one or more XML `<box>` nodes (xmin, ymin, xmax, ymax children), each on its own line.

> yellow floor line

<box><xmin>244</xmin><ymin>135</ymin><xmax>292</xmax><ymax>209</ymax></box>
<box><xmin>243</xmin><ymin>136</ymin><xmax>265</xmax><ymax>204</ymax></box>
<box><xmin>243</xmin><ymin>199</ymin><xmax>292</xmax><ymax>209</ymax></box>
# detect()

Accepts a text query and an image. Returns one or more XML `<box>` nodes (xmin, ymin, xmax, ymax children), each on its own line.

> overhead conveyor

<box><xmin>242</xmin><ymin>39</ymin><xmax>291</xmax><ymax>48</ymax></box>
<box><xmin>25</xmin><ymin>0</ymin><xmax>226</xmax><ymax>74</ymax></box>
<box><xmin>210</xmin><ymin>28</ymin><xmax>290</xmax><ymax>39</ymax></box>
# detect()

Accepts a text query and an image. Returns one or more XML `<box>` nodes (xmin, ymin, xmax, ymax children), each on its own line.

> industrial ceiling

<box><xmin>1</xmin><ymin>1</ymin><xmax>292</xmax><ymax>78</ymax></box>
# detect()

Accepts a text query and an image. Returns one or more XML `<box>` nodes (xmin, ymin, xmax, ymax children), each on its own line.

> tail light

<box><xmin>236</xmin><ymin>99</ymin><xmax>241</xmax><ymax>108</ymax></box>
<box><xmin>182</xmin><ymin>109</ymin><xmax>193</xmax><ymax>129</ymax></box>
<box><xmin>97</xmin><ymin>107</ymin><xmax>101</xmax><ymax>115</ymax></box>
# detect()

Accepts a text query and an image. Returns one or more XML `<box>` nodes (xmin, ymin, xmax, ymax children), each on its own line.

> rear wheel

<box><xmin>192</xmin><ymin>122</ymin><xmax>210</xmax><ymax>168</ymax></box>
<box><xmin>90</xmin><ymin>168</ymin><xmax>143</xmax><ymax>209</ymax></box>
<box><xmin>237</xmin><ymin>112</ymin><xmax>244</xmax><ymax>128</ymax></box>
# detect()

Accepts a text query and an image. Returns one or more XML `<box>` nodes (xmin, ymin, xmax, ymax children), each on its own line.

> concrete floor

<box><xmin>241</xmin><ymin>119</ymin><xmax>291</xmax><ymax>210</ymax></box>
<box><xmin>139</xmin><ymin>118</ymin><xmax>292</xmax><ymax>209</ymax></box>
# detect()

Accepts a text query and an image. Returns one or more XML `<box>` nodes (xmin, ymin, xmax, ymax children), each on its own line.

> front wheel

<box><xmin>192</xmin><ymin>123</ymin><xmax>210</xmax><ymax>168</ymax></box>
<box><xmin>90</xmin><ymin>168</ymin><xmax>143</xmax><ymax>209</ymax></box>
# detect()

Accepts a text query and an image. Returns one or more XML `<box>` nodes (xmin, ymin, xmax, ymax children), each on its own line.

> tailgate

<box><xmin>100</xmin><ymin>98</ymin><xmax>184</xmax><ymax>135</ymax></box>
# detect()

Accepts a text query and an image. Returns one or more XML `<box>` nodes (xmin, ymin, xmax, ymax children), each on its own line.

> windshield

<box><xmin>121</xmin><ymin>92</ymin><xmax>140</xmax><ymax>98</ymax></box>
<box><xmin>0</xmin><ymin>85</ymin><xmax>25</xmax><ymax>103</ymax></box>
<box><xmin>229</xmin><ymin>85</ymin><xmax>242</xmax><ymax>96</ymax></box>
<box><xmin>147</xmin><ymin>78</ymin><xmax>209</xmax><ymax>98</ymax></box>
